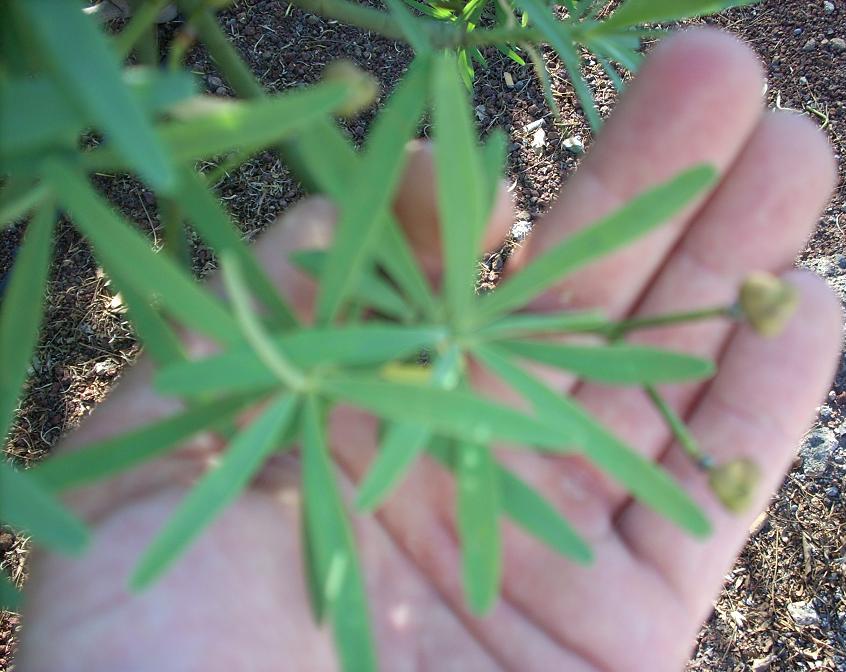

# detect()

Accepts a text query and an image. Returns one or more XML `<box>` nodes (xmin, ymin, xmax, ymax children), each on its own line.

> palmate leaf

<box><xmin>456</xmin><ymin>441</ymin><xmax>501</xmax><ymax>614</ymax></box>
<box><xmin>472</xmin><ymin>164</ymin><xmax>717</xmax><ymax>324</ymax></box>
<box><xmin>0</xmin><ymin>203</ymin><xmax>54</xmax><ymax>443</ymax></box>
<box><xmin>14</xmin><ymin>0</ymin><xmax>176</xmax><ymax>193</ymax></box>
<box><xmin>513</xmin><ymin>0</ymin><xmax>602</xmax><ymax>131</ymax></box>
<box><xmin>44</xmin><ymin>161</ymin><xmax>241</xmax><ymax>345</ymax></box>
<box><xmin>473</xmin><ymin>343</ymin><xmax>711</xmax><ymax>536</ymax></box>
<box><xmin>432</xmin><ymin>52</ymin><xmax>487</xmax><ymax>325</ymax></box>
<box><xmin>302</xmin><ymin>396</ymin><xmax>377</xmax><ymax>672</ymax></box>
<box><xmin>499</xmin><ymin>339</ymin><xmax>715</xmax><ymax>385</ymax></box>
<box><xmin>177</xmin><ymin>169</ymin><xmax>297</xmax><ymax>330</ymax></box>
<box><xmin>0</xmin><ymin>461</ymin><xmax>88</xmax><ymax>554</ymax></box>
<box><xmin>322</xmin><ymin>375</ymin><xmax>571</xmax><ymax>449</ymax></box>
<box><xmin>0</xmin><ymin>572</ymin><xmax>21</xmax><ymax>611</ymax></box>
<box><xmin>603</xmin><ymin>0</ymin><xmax>760</xmax><ymax>28</ymax></box>
<box><xmin>155</xmin><ymin>325</ymin><xmax>445</xmax><ymax>397</ymax></box>
<box><xmin>316</xmin><ymin>57</ymin><xmax>430</xmax><ymax>324</ymax></box>
<box><xmin>31</xmin><ymin>394</ymin><xmax>258</xmax><ymax>492</ymax></box>
<box><xmin>131</xmin><ymin>394</ymin><xmax>298</xmax><ymax>589</ymax></box>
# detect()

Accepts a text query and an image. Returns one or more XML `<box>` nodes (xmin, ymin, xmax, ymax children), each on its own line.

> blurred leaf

<box><xmin>401</xmin><ymin>0</ymin><xmax>455</xmax><ymax>18</ymax></box>
<box><xmin>31</xmin><ymin>394</ymin><xmax>258</xmax><ymax>492</ymax></box>
<box><xmin>379</xmin><ymin>219</ymin><xmax>442</xmax><ymax>322</ymax></box>
<box><xmin>496</xmin><ymin>44</ymin><xmax>527</xmax><ymax>66</ymax></box>
<box><xmin>588</xmin><ymin>35</ymin><xmax>643</xmax><ymax>72</ymax></box>
<box><xmin>473</xmin><ymin>164</ymin><xmax>717</xmax><ymax>323</ymax></box>
<box><xmin>480</xmin><ymin>129</ymin><xmax>508</xmax><ymax>226</ymax></box>
<box><xmin>15</xmin><ymin>0</ymin><xmax>176</xmax><ymax>192</ymax></box>
<box><xmin>431</xmin><ymin>53</ymin><xmax>486</xmax><ymax>326</ymax></box>
<box><xmin>498</xmin><ymin>465</ymin><xmax>592</xmax><ymax>563</ymax></box>
<box><xmin>132</xmin><ymin>394</ymin><xmax>298</xmax><ymax>589</ymax></box>
<box><xmin>499</xmin><ymin>339</ymin><xmax>715</xmax><ymax>384</ymax></box>
<box><xmin>322</xmin><ymin>375</ymin><xmax>569</xmax><ymax>449</ymax></box>
<box><xmin>513</xmin><ymin>0</ymin><xmax>601</xmax><ymax>130</ymax></box>
<box><xmin>317</xmin><ymin>57</ymin><xmax>430</xmax><ymax>324</ymax></box>
<box><xmin>0</xmin><ymin>461</ymin><xmax>88</xmax><ymax>553</ymax></box>
<box><xmin>155</xmin><ymin>325</ymin><xmax>444</xmax><ymax>396</ymax></box>
<box><xmin>0</xmin><ymin>203</ymin><xmax>54</xmax><ymax>443</ymax></box>
<box><xmin>292</xmin><ymin>250</ymin><xmax>415</xmax><ymax>323</ymax></box>
<box><xmin>302</xmin><ymin>396</ymin><xmax>377</xmax><ymax>672</ymax></box>
<box><xmin>0</xmin><ymin>178</ymin><xmax>48</xmax><ymax>229</ymax></box>
<box><xmin>179</xmin><ymin>169</ymin><xmax>297</xmax><ymax>330</ymax></box>
<box><xmin>44</xmin><ymin>161</ymin><xmax>240</xmax><ymax>345</ymax></box>
<box><xmin>385</xmin><ymin>0</ymin><xmax>432</xmax><ymax>53</ymax></box>
<box><xmin>604</xmin><ymin>0</ymin><xmax>759</xmax><ymax>28</ymax></box>
<box><xmin>456</xmin><ymin>442</ymin><xmax>501</xmax><ymax>614</ymax></box>
<box><xmin>356</xmin><ymin>422</ymin><xmax>430</xmax><ymax>511</ymax></box>
<box><xmin>478</xmin><ymin>310</ymin><xmax>608</xmax><ymax>338</ymax></box>
<box><xmin>473</xmin><ymin>344</ymin><xmax>711</xmax><ymax>537</ymax></box>
<box><xmin>597</xmin><ymin>54</ymin><xmax>625</xmax><ymax>91</ymax></box>
<box><xmin>0</xmin><ymin>573</ymin><xmax>21</xmax><ymax>611</ymax></box>
<box><xmin>301</xmin><ymin>493</ymin><xmax>325</xmax><ymax>622</ymax></box>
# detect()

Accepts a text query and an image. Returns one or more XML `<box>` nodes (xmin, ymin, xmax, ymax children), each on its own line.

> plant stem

<box><xmin>116</xmin><ymin>0</ymin><xmax>171</xmax><ymax>59</ymax></box>
<box><xmin>605</xmin><ymin>305</ymin><xmax>735</xmax><ymax>340</ymax></box>
<box><xmin>645</xmin><ymin>386</ymin><xmax>712</xmax><ymax>470</ymax></box>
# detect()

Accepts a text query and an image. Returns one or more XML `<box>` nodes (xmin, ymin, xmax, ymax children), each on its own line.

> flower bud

<box><xmin>738</xmin><ymin>272</ymin><xmax>798</xmax><ymax>338</ymax></box>
<box><xmin>708</xmin><ymin>458</ymin><xmax>760</xmax><ymax>513</ymax></box>
<box><xmin>323</xmin><ymin>61</ymin><xmax>379</xmax><ymax>118</ymax></box>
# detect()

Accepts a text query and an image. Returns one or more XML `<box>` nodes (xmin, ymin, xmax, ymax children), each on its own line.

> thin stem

<box><xmin>115</xmin><ymin>0</ymin><xmax>171</xmax><ymax>59</ymax></box>
<box><xmin>605</xmin><ymin>305</ymin><xmax>735</xmax><ymax>341</ymax></box>
<box><xmin>645</xmin><ymin>386</ymin><xmax>712</xmax><ymax>470</ymax></box>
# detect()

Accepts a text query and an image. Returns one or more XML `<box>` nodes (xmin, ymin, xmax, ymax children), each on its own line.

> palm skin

<box><xmin>17</xmin><ymin>28</ymin><xmax>842</xmax><ymax>672</ymax></box>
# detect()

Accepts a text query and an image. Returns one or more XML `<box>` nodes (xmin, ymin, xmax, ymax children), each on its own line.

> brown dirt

<box><xmin>2</xmin><ymin>1</ymin><xmax>844</xmax><ymax>670</ymax></box>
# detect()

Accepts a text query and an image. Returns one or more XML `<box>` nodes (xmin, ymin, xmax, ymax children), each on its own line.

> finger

<box><xmin>617</xmin><ymin>271</ymin><xmax>842</xmax><ymax>621</ymax></box>
<box><xmin>393</xmin><ymin>140</ymin><xmax>514</xmax><ymax>279</ymax></box>
<box><xmin>524</xmin><ymin>28</ymin><xmax>763</xmax><ymax>316</ymax></box>
<box><xmin>566</xmin><ymin>110</ymin><xmax>838</xmax><ymax>508</ymax></box>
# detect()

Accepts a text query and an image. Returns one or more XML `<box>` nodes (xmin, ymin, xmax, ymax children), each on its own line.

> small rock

<box><xmin>799</xmin><ymin>75</ymin><xmax>809</xmax><ymax>85</ymax></box>
<box><xmin>215</xmin><ymin>86</ymin><xmax>227</xmax><ymax>96</ymax></box>
<box><xmin>562</xmin><ymin>135</ymin><xmax>585</xmax><ymax>155</ymax></box>
<box><xmin>824</xmin><ymin>1</ymin><xmax>835</xmax><ymax>13</ymax></box>
<box><xmin>794</xmin><ymin>27</ymin><xmax>804</xmax><ymax>36</ymax></box>
<box><xmin>803</xmin><ymin>38</ymin><xmax>818</xmax><ymax>51</ymax></box>
<box><xmin>788</xmin><ymin>600</ymin><xmax>821</xmax><ymax>627</ymax></box>
<box><xmin>306</xmin><ymin>14</ymin><xmax>321</xmax><ymax>24</ymax></box>
<box><xmin>801</xmin><ymin>427</ymin><xmax>838</xmax><ymax>476</ymax></box>
<box><xmin>830</xmin><ymin>37</ymin><xmax>846</xmax><ymax>52</ymax></box>
<box><xmin>524</xmin><ymin>118</ymin><xmax>545</xmax><ymax>132</ymax></box>
<box><xmin>474</xmin><ymin>104</ymin><xmax>487</xmax><ymax>122</ymax></box>
<box><xmin>0</xmin><ymin>531</ymin><xmax>15</xmax><ymax>552</ymax></box>
<box><xmin>837</xmin><ymin>254</ymin><xmax>846</xmax><ymax>269</ymax></box>
<box><xmin>93</xmin><ymin>360</ymin><xmax>118</xmax><ymax>377</ymax></box>
<box><xmin>141</xmin><ymin>190</ymin><xmax>155</xmax><ymax>206</ymax></box>
<box><xmin>826</xmin><ymin>486</ymin><xmax>840</xmax><ymax>499</ymax></box>
<box><xmin>503</xmin><ymin>71</ymin><xmax>514</xmax><ymax>88</ymax></box>
<box><xmin>511</xmin><ymin>219</ymin><xmax>532</xmax><ymax>242</ymax></box>
<box><xmin>820</xmin><ymin>405</ymin><xmax>834</xmax><ymax>421</ymax></box>
<box><xmin>508</xmin><ymin>142</ymin><xmax>521</xmax><ymax>152</ymax></box>
<box><xmin>530</xmin><ymin>127</ymin><xmax>546</xmax><ymax>151</ymax></box>
<box><xmin>207</xmin><ymin>75</ymin><xmax>224</xmax><ymax>88</ymax></box>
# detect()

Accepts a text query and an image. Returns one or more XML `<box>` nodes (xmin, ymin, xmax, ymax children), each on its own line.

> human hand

<box><xmin>18</xmin><ymin>28</ymin><xmax>841</xmax><ymax>672</ymax></box>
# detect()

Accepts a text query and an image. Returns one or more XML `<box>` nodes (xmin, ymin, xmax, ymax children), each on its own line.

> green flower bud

<box><xmin>323</xmin><ymin>61</ymin><xmax>379</xmax><ymax>118</ymax></box>
<box><xmin>738</xmin><ymin>272</ymin><xmax>798</xmax><ymax>338</ymax></box>
<box><xmin>708</xmin><ymin>458</ymin><xmax>761</xmax><ymax>513</ymax></box>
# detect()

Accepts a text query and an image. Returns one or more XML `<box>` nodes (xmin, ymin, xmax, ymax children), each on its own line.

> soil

<box><xmin>1</xmin><ymin>1</ymin><xmax>844</xmax><ymax>670</ymax></box>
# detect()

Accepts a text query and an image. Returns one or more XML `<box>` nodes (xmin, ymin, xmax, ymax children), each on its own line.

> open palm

<box><xmin>19</xmin><ymin>29</ymin><xmax>841</xmax><ymax>672</ymax></box>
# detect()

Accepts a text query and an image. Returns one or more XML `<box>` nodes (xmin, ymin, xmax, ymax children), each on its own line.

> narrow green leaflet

<box><xmin>604</xmin><ymin>0</ymin><xmax>759</xmax><ymax>28</ymax></box>
<box><xmin>0</xmin><ymin>204</ymin><xmax>54</xmax><ymax>442</ymax></box>
<box><xmin>0</xmin><ymin>572</ymin><xmax>21</xmax><ymax>611</ymax></box>
<box><xmin>0</xmin><ymin>179</ymin><xmax>48</xmax><ymax>229</ymax></box>
<box><xmin>16</xmin><ymin>0</ymin><xmax>175</xmax><ymax>192</ymax></box>
<box><xmin>292</xmin><ymin>250</ymin><xmax>415</xmax><ymax>323</ymax></box>
<box><xmin>356</xmin><ymin>422</ymin><xmax>431</xmax><ymax>511</ymax></box>
<box><xmin>431</xmin><ymin>52</ymin><xmax>486</xmax><ymax>325</ymax></box>
<box><xmin>473</xmin><ymin>344</ymin><xmax>711</xmax><ymax>536</ymax></box>
<box><xmin>302</xmin><ymin>397</ymin><xmax>377</xmax><ymax>672</ymax></box>
<box><xmin>478</xmin><ymin>310</ymin><xmax>608</xmax><ymax>339</ymax></box>
<box><xmin>499</xmin><ymin>339</ymin><xmax>715</xmax><ymax>384</ymax></box>
<box><xmin>301</xmin><ymin>495</ymin><xmax>326</xmax><ymax>622</ymax></box>
<box><xmin>473</xmin><ymin>164</ymin><xmax>717</xmax><ymax>323</ymax></box>
<box><xmin>31</xmin><ymin>395</ymin><xmax>257</xmax><ymax>492</ymax></box>
<box><xmin>0</xmin><ymin>461</ymin><xmax>88</xmax><ymax>553</ymax></box>
<box><xmin>179</xmin><ymin>169</ymin><xmax>297</xmax><ymax>330</ymax></box>
<box><xmin>316</xmin><ymin>58</ymin><xmax>430</xmax><ymax>323</ymax></box>
<box><xmin>132</xmin><ymin>394</ymin><xmax>298</xmax><ymax>589</ymax></box>
<box><xmin>384</xmin><ymin>0</ymin><xmax>432</xmax><ymax>53</ymax></box>
<box><xmin>513</xmin><ymin>0</ymin><xmax>601</xmax><ymax>130</ymax></box>
<box><xmin>498</xmin><ymin>465</ymin><xmax>592</xmax><ymax>563</ymax></box>
<box><xmin>456</xmin><ymin>442</ymin><xmax>501</xmax><ymax>614</ymax></box>
<box><xmin>155</xmin><ymin>325</ymin><xmax>443</xmax><ymax>397</ymax></box>
<box><xmin>379</xmin><ymin>218</ymin><xmax>442</xmax><ymax>322</ymax></box>
<box><xmin>44</xmin><ymin>161</ymin><xmax>240</xmax><ymax>345</ymax></box>
<box><xmin>322</xmin><ymin>375</ymin><xmax>571</xmax><ymax>449</ymax></box>
<box><xmin>110</xmin><ymin>282</ymin><xmax>186</xmax><ymax>366</ymax></box>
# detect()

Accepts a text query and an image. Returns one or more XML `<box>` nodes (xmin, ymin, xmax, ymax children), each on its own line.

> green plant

<box><xmin>0</xmin><ymin>0</ymin><xmax>781</xmax><ymax>669</ymax></box>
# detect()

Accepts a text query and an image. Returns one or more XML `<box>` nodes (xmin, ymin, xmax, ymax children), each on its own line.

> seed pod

<box><xmin>738</xmin><ymin>272</ymin><xmax>798</xmax><ymax>338</ymax></box>
<box><xmin>323</xmin><ymin>61</ymin><xmax>379</xmax><ymax>118</ymax></box>
<box><xmin>708</xmin><ymin>458</ymin><xmax>760</xmax><ymax>513</ymax></box>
